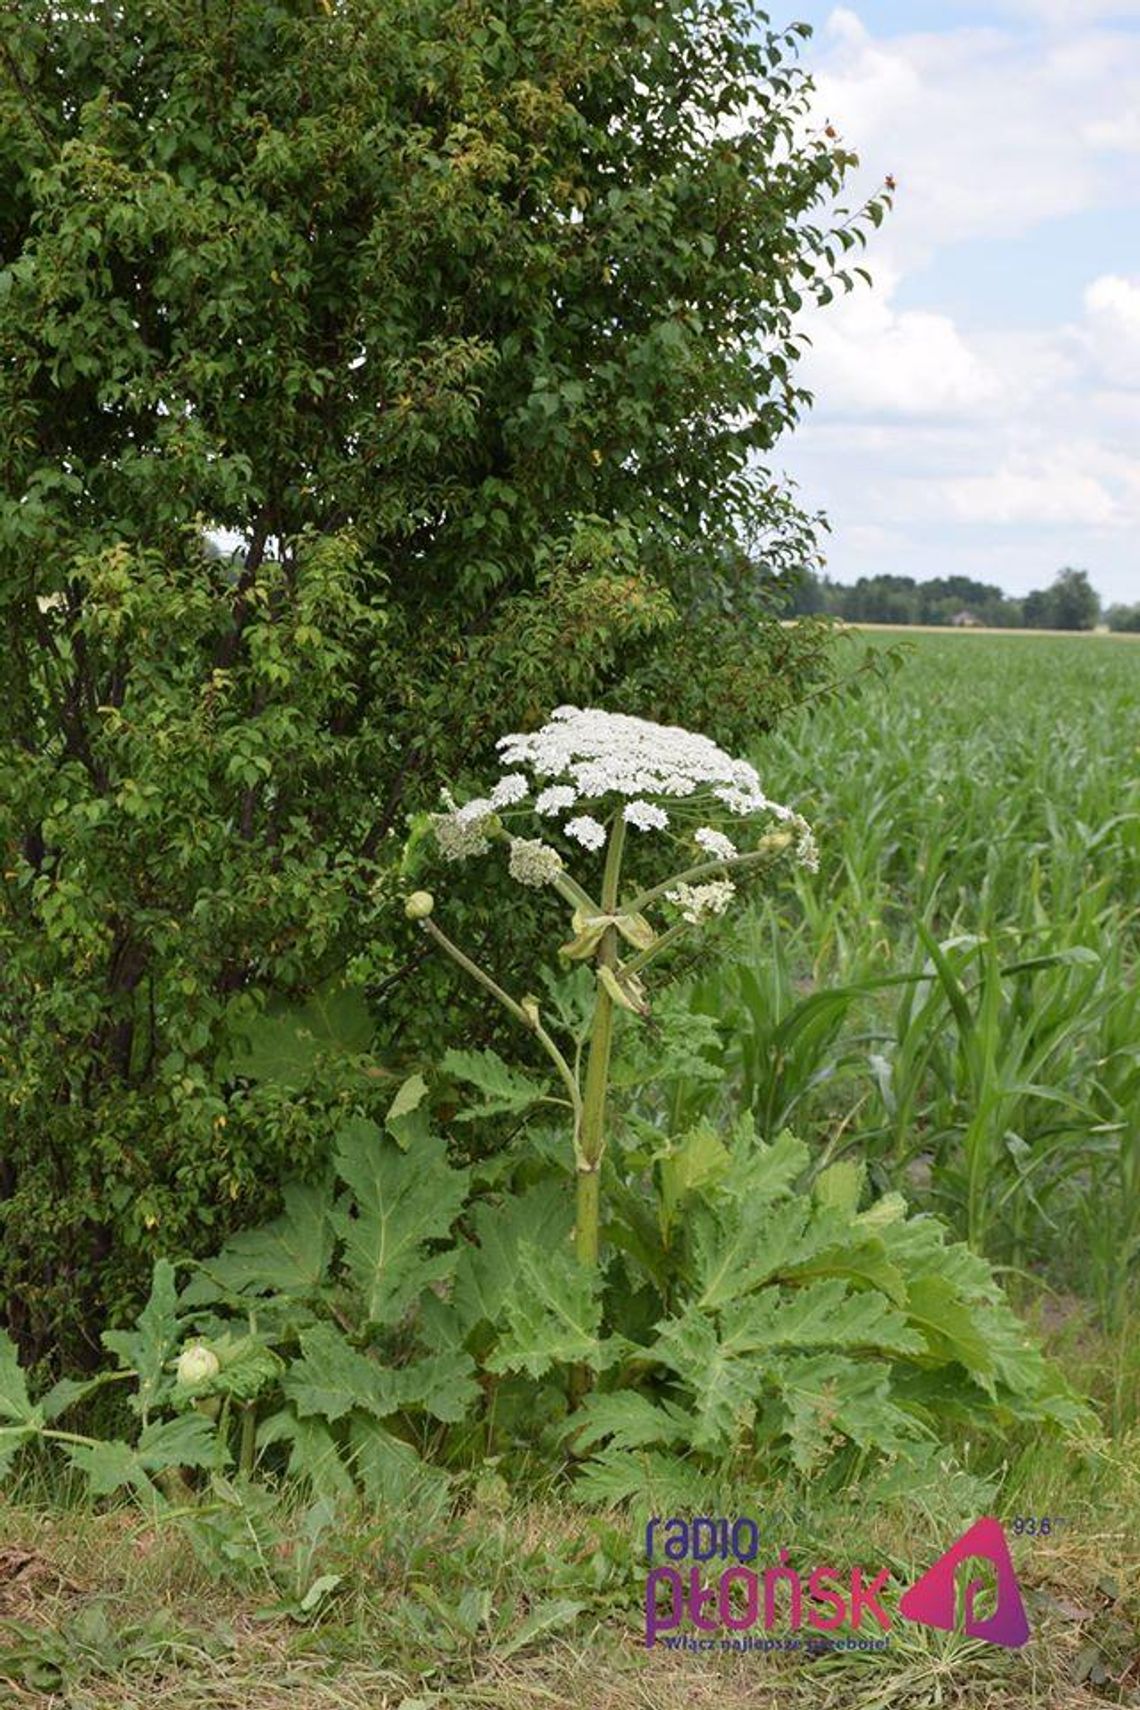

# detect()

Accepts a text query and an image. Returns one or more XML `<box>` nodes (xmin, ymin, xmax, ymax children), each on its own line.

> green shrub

<box><xmin>0</xmin><ymin>0</ymin><xmax>890</xmax><ymax>1365</ymax></box>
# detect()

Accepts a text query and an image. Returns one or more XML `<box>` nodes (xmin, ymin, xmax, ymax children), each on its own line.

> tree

<box><xmin>0</xmin><ymin>0</ymin><xmax>887</xmax><ymax>1367</ymax></box>
<box><xmin>1025</xmin><ymin>568</ymin><xmax>1100</xmax><ymax>631</ymax></box>
<box><xmin>1048</xmin><ymin>567</ymin><xmax>1100</xmax><ymax>631</ymax></box>
<box><xmin>1105</xmin><ymin>602</ymin><xmax>1140</xmax><ymax>633</ymax></box>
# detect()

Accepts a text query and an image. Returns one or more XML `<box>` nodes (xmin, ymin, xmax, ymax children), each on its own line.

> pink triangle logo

<box><xmin>899</xmin><ymin>1517</ymin><xmax>1030</xmax><ymax>1649</ymax></box>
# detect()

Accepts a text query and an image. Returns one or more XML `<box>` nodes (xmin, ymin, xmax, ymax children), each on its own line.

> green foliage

<box><xmin>0</xmin><ymin>1261</ymin><xmax>220</xmax><ymax>1498</ymax></box>
<box><xmin>219</xmin><ymin>978</ymin><xmax>378</xmax><ymax>1088</ymax></box>
<box><xmin>331</xmin><ymin>1119</ymin><xmax>468</xmax><ymax>1326</ymax></box>
<box><xmin>710</xmin><ymin>636</ymin><xmax>1139</xmax><ymax>1301</ymax></box>
<box><xmin>487</xmin><ymin>1243</ymin><xmax>616</xmax><ymax>1378</ymax></box>
<box><xmin>563</xmin><ymin>1120</ymin><xmax>1087</xmax><ymax>1504</ymax></box>
<box><xmin>0</xmin><ymin>1118</ymin><xmax>478</xmax><ymax>1501</ymax></box>
<box><xmin>441</xmin><ymin>1048</ymin><xmax>550</xmax><ymax>1123</ymax></box>
<box><xmin>0</xmin><ymin>1080</ymin><xmax>1088</xmax><ymax>1511</ymax></box>
<box><xmin>0</xmin><ymin>0</ymin><xmax>886</xmax><ymax>1364</ymax></box>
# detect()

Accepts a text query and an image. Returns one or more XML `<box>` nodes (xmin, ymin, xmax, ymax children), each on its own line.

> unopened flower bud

<box><xmin>404</xmin><ymin>890</ymin><xmax>435</xmax><ymax>920</ymax></box>
<box><xmin>176</xmin><ymin>1343</ymin><xmax>220</xmax><ymax>1387</ymax></box>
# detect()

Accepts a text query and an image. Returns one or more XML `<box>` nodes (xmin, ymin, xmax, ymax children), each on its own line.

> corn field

<box><xmin>690</xmin><ymin>631</ymin><xmax>1139</xmax><ymax>1328</ymax></box>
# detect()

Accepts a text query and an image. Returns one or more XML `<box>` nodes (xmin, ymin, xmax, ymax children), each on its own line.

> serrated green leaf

<box><xmin>137</xmin><ymin>1411</ymin><xmax>219</xmax><ymax>1471</ymax></box>
<box><xmin>331</xmin><ymin>1120</ymin><xmax>467</xmax><ymax>1326</ymax></box>
<box><xmin>882</xmin><ymin>1217</ymin><xmax>999</xmax><ymax>1298</ymax></box>
<box><xmin>814</xmin><ymin>1159</ymin><xmax>865</xmax><ymax>1214</ymax></box>
<box><xmin>386</xmin><ymin>1072</ymin><xmax>431</xmax><ymax>1149</ymax></box>
<box><xmin>720</xmin><ymin>1277</ymin><xmax>924</xmax><ymax>1357</ymax></box>
<box><xmin>452</xmin><ymin>1178</ymin><xmax>573</xmax><ymax>1335</ymax></box>
<box><xmin>283</xmin><ymin>1324</ymin><xmax>400</xmax><ymax>1422</ymax></box>
<box><xmin>440</xmin><ymin>1047</ymin><xmax>547</xmax><ymax>1121</ymax></box>
<box><xmin>723</xmin><ymin>1127</ymin><xmax>809</xmax><ymax>1203</ymax></box>
<box><xmin>694</xmin><ymin>1196</ymin><xmax>835</xmax><ymax>1310</ymax></box>
<box><xmin>102</xmin><ymin>1259</ymin><xmax>179</xmax><ymax>1418</ymax></box>
<box><xmin>487</xmin><ymin>1242</ymin><xmax>611</xmax><ymax>1379</ymax></box>
<box><xmin>181</xmin><ymin>1181</ymin><xmax>332</xmax><ymax>1304</ymax></box>
<box><xmin>40</xmin><ymin>1373</ymin><xmax>117</xmax><ymax>1424</ymax></box>
<box><xmin>783</xmin><ymin>1236</ymin><xmax>908</xmax><ymax>1306</ymax></box>
<box><xmin>976</xmin><ymin>1301</ymin><xmax>1093</xmax><ymax>1424</ymax></box>
<box><xmin>347</xmin><ymin>1413</ymin><xmax>451</xmax><ymax>1513</ymax></box>
<box><xmin>0</xmin><ymin>1331</ymin><xmax>39</xmax><ymax>1428</ymax></box>
<box><xmin>904</xmin><ymin>1275</ymin><xmax>996</xmax><ymax>1383</ymax></box>
<box><xmin>658</xmin><ymin>1120</ymin><xmax>731</xmax><ymax>1238</ymax></box>
<box><xmin>259</xmin><ymin>1412</ymin><xmax>356</xmax><ymax>1501</ymax></box>
<box><xmin>63</xmin><ymin>1437</ymin><xmax>151</xmax><ymax>1497</ymax></box>
<box><xmin>394</xmin><ymin>1351</ymin><xmax>480</xmax><ymax>1422</ymax></box>
<box><xmin>565</xmin><ymin>1391</ymin><xmax>692</xmax><ymax>1453</ymax></box>
<box><xmin>649</xmin><ymin>1311</ymin><xmax>758</xmax><ymax>1453</ymax></box>
<box><xmin>775</xmin><ymin>1354</ymin><xmax>925</xmax><ymax>1472</ymax></box>
<box><xmin>572</xmin><ymin>1448</ymin><xmax>712</xmax><ymax>1513</ymax></box>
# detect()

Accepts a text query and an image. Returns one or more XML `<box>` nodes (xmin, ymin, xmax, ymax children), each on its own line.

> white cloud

<box><xmin>773</xmin><ymin>10</ymin><xmax>1140</xmax><ymax>607</ymax></box>
<box><xmin>801</xmin><ymin>283</ymin><xmax>1000</xmax><ymax>416</ymax></box>
<box><xmin>811</xmin><ymin>8</ymin><xmax>1139</xmax><ymax>264</ymax></box>
<box><xmin>1082</xmin><ymin>275</ymin><xmax>1140</xmax><ymax>386</ymax></box>
<box><xmin>940</xmin><ymin>456</ymin><xmax>1119</xmax><ymax>527</ymax></box>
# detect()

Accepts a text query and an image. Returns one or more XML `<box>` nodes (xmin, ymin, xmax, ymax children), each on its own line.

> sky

<box><xmin>772</xmin><ymin>1</ymin><xmax>1140</xmax><ymax>605</ymax></box>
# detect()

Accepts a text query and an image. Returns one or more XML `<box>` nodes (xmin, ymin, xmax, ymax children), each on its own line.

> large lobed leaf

<box><xmin>487</xmin><ymin>1242</ymin><xmax>618</xmax><ymax>1380</ymax></box>
<box><xmin>181</xmin><ymin>1182</ymin><xmax>333</xmax><ymax>1304</ymax></box>
<box><xmin>440</xmin><ymin>1048</ymin><xmax>550</xmax><ymax>1122</ymax></box>
<box><xmin>102</xmin><ymin>1259</ymin><xmax>180</xmax><ymax>1419</ymax></box>
<box><xmin>331</xmin><ymin>1119</ymin><xmax>468</xmax><ymax>1328</ymax></box>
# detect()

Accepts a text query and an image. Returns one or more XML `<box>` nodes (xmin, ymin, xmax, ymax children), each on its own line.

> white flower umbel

<box><xmin>694</xmin><ymin>826</ymin><xmax>737</xmax><ymax>861</ymax></box>
<box><xmin>623</xmin><ymin>799</ymin><xmax>669</xmax><ymax>832</ymax></box>
<box><xmin>564</xmin><ymin>814</ymin><xmax>607</xmax><ymax>851</ymax></box>
<box><xmin>490</xmin><ymin>773</ymin><xmax>529</xmax><ymax>808</ymax></box>
<box><xmin>497</xmin><ymin>706</ymin><xmax>778</xmax><ymax>814</ymax></box>
<box><xmin>534</xmin><ymin>784</ymin><xmax>578</xmax><ymax>816</ymax></box>
<box><xmin>508</xmin><ymin>837</ymin><xmax>564</xmax><ymax>888</ymax></box>
<box><xmin>412</xmin><ymin>706</ymin><xmax>818</xmax><ymax>1295</ymax></box>
<box><xmin>665</xmin><ymin>879</ymin><xmax>737</xmax><ymax>924</ymax></box>
<box><xmin>432</xmin><ymin>809</ymin><xmax>494</xmax><ymax>862</ymax></box>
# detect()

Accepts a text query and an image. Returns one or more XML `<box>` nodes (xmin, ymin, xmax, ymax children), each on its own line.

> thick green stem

<box><xmin>575</xmin><ymin>817</ymin><xmax>626</xmax><ymax>1270</ymax></box>
<box><xmin>575</xmin><ymin>1166</ymin><xmax>600</xmax><ymax>1268</ymax></box>
<box><xmin>240</xmin><ymin>1403</ymin><xmax>257</xmax><ymax>1478</ymax></box>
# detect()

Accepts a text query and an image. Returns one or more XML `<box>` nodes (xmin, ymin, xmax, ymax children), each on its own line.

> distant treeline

<box><xmin>784</xmin><ymin>566</ymin><xmax>1140</xmax><ymax>632</ymax></box>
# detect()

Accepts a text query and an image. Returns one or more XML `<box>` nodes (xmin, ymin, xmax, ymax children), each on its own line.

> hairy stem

<box><xmin>419</xmin><ymin>916</ymin><xmax>583</xmax><ymax>1143</ymax></box>
<box><xmin>575</xmin><ymin>816</ymin><xmax>626</xmax><ymax>1266</ymax></box>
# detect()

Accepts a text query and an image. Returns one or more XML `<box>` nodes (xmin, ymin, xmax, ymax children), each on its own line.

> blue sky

<box><xmin>770</xmin><ymin>2</ymin><xmax>1140</xmax><ymax>606</ymax></box>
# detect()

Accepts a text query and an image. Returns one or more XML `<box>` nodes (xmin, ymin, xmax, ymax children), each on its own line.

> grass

<box><xmin>3</xmin><ymin>629</ymin><xmax>1139</xmax><ymax>1707</ymax></box>
<box><xmin>2</xmin><ymin>1312</ymin><xmax>1138</xmax><ymax>1709</ymax></box>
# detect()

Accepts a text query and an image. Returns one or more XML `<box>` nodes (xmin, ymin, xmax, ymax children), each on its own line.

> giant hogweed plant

<box><xmin>0</xmin><ymin>710</ymin><xmax>1091</xmax><ymax>1512</ymax></box>
<box><xmin>403</xmin><ymin>705</ymin><xmax>822</xmax><ymax>1276</ymax></box>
